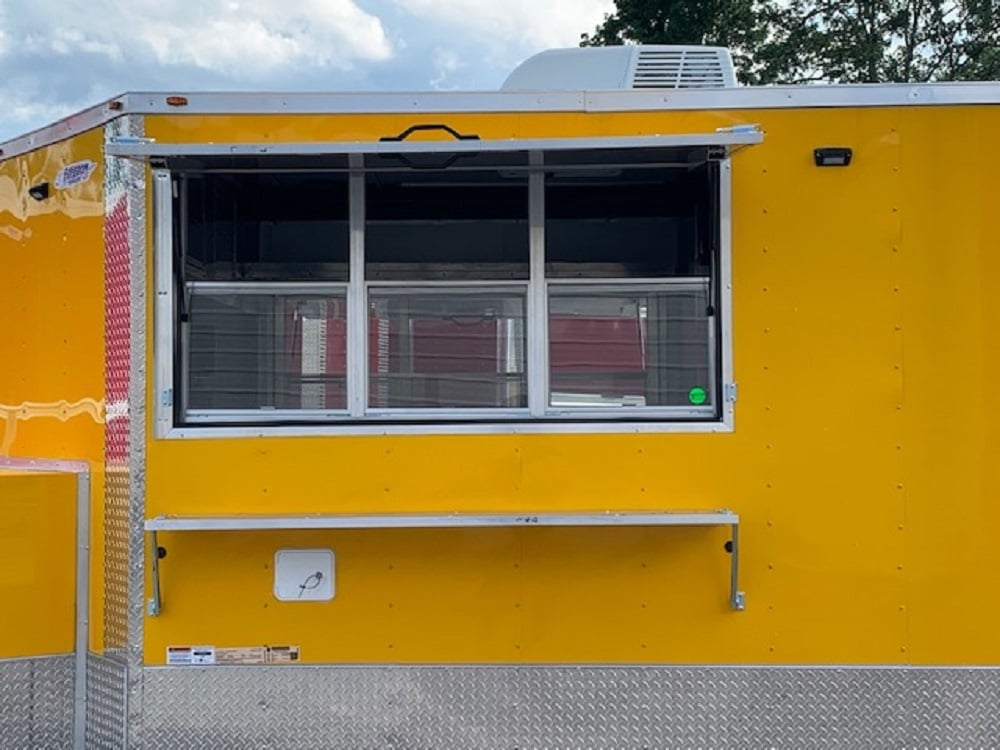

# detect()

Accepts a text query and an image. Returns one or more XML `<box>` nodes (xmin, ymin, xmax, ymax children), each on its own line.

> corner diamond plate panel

<box><xmin>0</xmin><ymin>655</ymin><xmax>75</xmax><ymax>750</ymax></box>
<box><xmin>104</xmin><ymin>113</ymin><xmax>148</xmax><ymax>750</ymax></box>
<box><xmin>103</xmin><ymin>116</ymin><xmax>135</xmax><ymax>656</ymax></box>
<box><xmin>85</xmin><ymin>654</ymin><xmax>126</xmax><ymax>750</ymax></box>
<box><xmin>138</xmin><ymin>665</ymin><xmax>1000</xmax><ymax>749</ymax></box>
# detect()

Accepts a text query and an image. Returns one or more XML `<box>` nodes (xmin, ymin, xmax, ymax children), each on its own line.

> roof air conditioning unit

<box><xmin>501</xmin><ymin>45</ymin><xmax>737</xmax><ymax>91</ymax></box>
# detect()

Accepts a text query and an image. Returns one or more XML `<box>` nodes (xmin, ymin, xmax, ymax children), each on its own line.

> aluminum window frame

<box><xmin>151</xmin><ymin>133</ymin><xmax>742</xmax><ymax>438</ymax></box>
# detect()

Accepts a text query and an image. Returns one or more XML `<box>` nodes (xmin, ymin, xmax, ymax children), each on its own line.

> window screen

<box><xmin>548</xmin><ymin>285</ymin><xmax>711</xmax><ymax>409</ymax></box>
<box><xmin>367</xmin><ymin>291</ymin><xmax>527</xmax><ymax>409</ymax></box>
<box><xmin>187</xmin><ymin>288</ymin><xmax>347</xmax><ymax>412</ymax></box>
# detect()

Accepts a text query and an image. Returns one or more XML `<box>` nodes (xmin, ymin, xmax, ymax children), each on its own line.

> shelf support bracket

<box><xmin>148</xmin><ymin>530</ymin><xmax>162</xmax><ymax>616</ymax></box>
<box><xmin>729</xmin><ymin>522</ymin><xmax>745</xmax><ymax>610</ymax></box>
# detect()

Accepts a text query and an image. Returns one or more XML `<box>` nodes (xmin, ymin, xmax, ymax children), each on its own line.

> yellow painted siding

<box><xmin>0</xmin><ymin>102</ymin><xmax>984</xmax><ymax>668</ymax></box>
<box><xmin>139</xmin><ymin>105</ymin><xmax>1000</xmax><ymax>666</ymax></box>
<box><xmin>897</xmin><ymin>108</ymin><xmax>1000</xmax><ymax>664</ymax></box>
<box><xmin>0</xmin><ymin>470</ymin><xmax>77</xmax><ymax>657</ymax></box>
<box><xmin>0</xmin><ymin>130</ymin><xmax>106</xmax><ymax>651</ymax></box>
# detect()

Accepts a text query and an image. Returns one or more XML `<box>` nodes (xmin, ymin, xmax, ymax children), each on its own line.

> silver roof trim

<box><xmin>105</xmin><ymin>130</ymin><xmax>763</xmax><ymax>159</ymax></box>
<box><xmin>0</xmin><ymin>97</ymin><xmax>125</xmax><ymax>162</ymax></box>
<box><xmin>3</xmin><ymin>83</ymin><xmax>1000</xmax><ymax>162</ymax></box>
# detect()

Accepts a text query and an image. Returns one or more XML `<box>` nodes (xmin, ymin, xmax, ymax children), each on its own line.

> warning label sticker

<box><xmin>266</xmin><ymin>645</ymin><xmax>300</xmax><ymax>663</ymax></box>
<box><xmin>167</xmin><ymin>645</ymin><xmax>300</xmax><ymax>666</ymax></box>
<box><xmin>166</xmin><ymin>645</ymin><xmax>216</xmax><ymax>666</ymax></box>
<box><xmin>216</xmin><ymin>647</ymin><xmax>268</xmax><ymax>665</ymax></box>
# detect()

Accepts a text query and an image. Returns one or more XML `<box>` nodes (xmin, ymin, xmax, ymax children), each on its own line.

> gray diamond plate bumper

<box><xmin>132</xmin><ymin>664</ymin><xmax>1000</xmax><ymax>749</ymax></box>
<box><xmin>0</xmin><ymin>655</ymin><xmax>75</xmax><ymax>750</ymax></box>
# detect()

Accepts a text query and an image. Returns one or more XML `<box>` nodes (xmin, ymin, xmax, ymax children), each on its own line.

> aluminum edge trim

<box><xmin>163</xmin><ymin>420</ymin><xmax>735</xmax><ymax>439</ymax></box>
<box><xmin>126</xmin><ymin>113</ymin><xmax>149</xmax><ymax>750</ymax></box>
<box><xmin>104</xmin><ymin>131</ymin><xmax>763</xmax><ymax>157</ymax></box>
<box><xmin>137</xmin><ymin>662</ymin><xmax>1000</xmax><ymax>671</ymax></box>
<box><xmin>719</xmin><ymin>159</ymin><xmax>736</xmax><ymax>431</ymax></box>
<box><xmin>0</xmin><ymin>98</ymin><xmax>125</xmax><ymax>162</ymax></box>
<box><xmin>117</xmin><ymin>83</ymin><xmax>1000</xmax><ymax>117</ymax></box>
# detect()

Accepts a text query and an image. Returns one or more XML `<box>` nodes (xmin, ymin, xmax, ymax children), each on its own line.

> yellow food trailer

<box><xmin>2</xmin><ymin>44</ymin><xmax>999</xmax><ymax>748</ymax></box>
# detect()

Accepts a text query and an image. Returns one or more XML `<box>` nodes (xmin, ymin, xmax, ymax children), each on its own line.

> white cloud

<box><xmin>6</xmin><ymin>99</ymin><xmax>70</xmax><ymax>126</ymax></box>
<box><xmin>399</xmin><ymin>0</ymin><xmax>613</xmax><ymax>53</ymax></box>
<box><xmin>50</xmin><ymin>28</ymin><xmax>123</xmax><ymax>61</ymax></box>
<box><xmin>133</xmin><ymin>0</ymin><xmax>392</xmax><ymax>74</ymax></box>
<box><xmin>429</xmin><ymin>48</ymin><xmax>464</xmax><ymax>90</ymax></box>
<box><xmin>0</xmin><ymin>0</ymin><xmax>9</xmax><ymax>58</ymax></box>
<box><xmin>5</xmin><ymin>0</ymin><xmax>391</xmax><ymax>77</ymax></box>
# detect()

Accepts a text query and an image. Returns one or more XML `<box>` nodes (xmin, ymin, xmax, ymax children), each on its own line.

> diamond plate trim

<box><xmin>85</xmin><ymin>654</ymin><xmax>126</xmax><ymax>750</ymax></box>
<box><xmin>124</xmin><ymin>114</ymin><xmax>148</xmax><ymax>750</ymax></box>
<box><xmin>103</xmin><ymin>116</ymin><xmax>134</xmax><ymax>656</ymax></box>
<box><xmin>134</xmin><ymin>665</ymin><xmax>1000</xmax><ymax>749</ymax></box>
<box><xmin>103</xmin><ymin>114</ymin><xmax>147</xmax><ymax>749</ymax></box>
<box><xmin>0</xmin><ymin>655</ymin><xmax>75</xmax><ymax>750</ymax></box>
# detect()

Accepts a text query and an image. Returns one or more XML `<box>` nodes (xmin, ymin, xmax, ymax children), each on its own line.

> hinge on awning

<box><xmin>724</xmin><ymin>382</ymin><xmax>738</xmax><ymax>403</ymax></box>
<box><xmin>714</xmin><ymin>125</ymin><xmax>761</xmax><ymax>158</ymax></box>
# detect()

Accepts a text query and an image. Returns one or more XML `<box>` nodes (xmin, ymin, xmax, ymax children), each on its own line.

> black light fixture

<box><xmin>28</xmin><ymin>182</ymin><xmax>51</xmax><ymax>201</ymax></box>
<box><xmin>814</xmin><ymin>148</ymin><xmax>853</xmax><ymax>167</ymax></box>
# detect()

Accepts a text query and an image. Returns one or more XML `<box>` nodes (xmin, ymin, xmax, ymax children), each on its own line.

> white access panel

<box><xmin>273</xmin><ymin>549</ymin><xmax>335</xmax><ymax>602</ymax></box>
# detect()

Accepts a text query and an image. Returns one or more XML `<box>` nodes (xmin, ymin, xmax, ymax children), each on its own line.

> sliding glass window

<box><xmin>164</xmin><ymin>141</ymin><xmax>729</xmax><ymax>428</ymax></box>
<box><xmin>365</xmin><ymin>169</ymin><xmax>529</xmax><ymax>413</ymax></box>
<box><xmin>545</xmin><ymin>157</ymin><xmax>715</xmax><ymax>414</ymax></box>
<box><xmin>180</xmin><ymin>173</ymin><xmax>350</xmax><ymax>420</ymax></box>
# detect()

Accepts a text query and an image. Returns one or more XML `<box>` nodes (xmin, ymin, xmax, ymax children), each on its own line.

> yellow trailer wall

<box><xmin>5</xmin><ymin>104</ymin><xmax>992</xmax><ymax>668</ymax></box>
<box><xmin>0</xmin><ymin>470</ymin><xmax>77</xmax><ymax>657</ymax></box>
<box><xmin>0</xmin><ymin>130</ymin><xmax>106</xmax><ymax>651</ymax></box>
<box><xmin>141</xmin><ymin>104</ymin><xmax>1000</xmax><ymax>667</ymax></box>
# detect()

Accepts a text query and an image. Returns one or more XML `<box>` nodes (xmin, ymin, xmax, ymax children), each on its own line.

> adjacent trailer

<box><xmin>1</xmin><ymin>45</ymin><xmax>999</xmax><ymax>748</ymax></box>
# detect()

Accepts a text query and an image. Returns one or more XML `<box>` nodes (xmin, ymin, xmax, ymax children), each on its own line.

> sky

<box><xmin>0</xmin><ymin>0</ymin><xmax>615</xmax><ymax>142</ymax></box>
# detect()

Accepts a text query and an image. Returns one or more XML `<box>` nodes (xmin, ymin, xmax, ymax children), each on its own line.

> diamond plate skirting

<box><xmin>0</xmin><ymin>655</ymin><xmax>75</xmax><ymax>750</ymax></box>
<box><xmin>137</xmin><ymin>665</ymin><xmax>1000</xmax><ymax>749</ymax></box>
<box><xmin>85</xmin><ymin>654</ymin><xmax>126</xmax><ymax>750</ymax></box>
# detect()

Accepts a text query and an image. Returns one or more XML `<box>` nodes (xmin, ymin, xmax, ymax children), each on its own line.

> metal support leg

<box><xmin>729</xmin><ymin>523</ymin><xmax>745</xmax><ymax>610</ymax></box>
<box><xmin>147</xmin><ymin>530</ymin><xmax>162</xmax><ymax>616</ymax></box>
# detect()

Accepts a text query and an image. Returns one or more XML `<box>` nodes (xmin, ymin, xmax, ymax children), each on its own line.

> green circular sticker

<box><xmin>688</xmin><ymin>386</ymin><xmax>707</xmax><ymax>405</ymax></box>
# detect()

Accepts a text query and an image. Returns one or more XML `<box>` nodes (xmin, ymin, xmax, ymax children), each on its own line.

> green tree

<box><xmin>581</xmin><ymin>0</ymin><xmax>780</xmax><ymax>84</ymax></box>
<box><xmin>582</xmin><ymin>0</ymin><xmax>1000</xmax><ymax>83</ymax></box>
<box><xmin>768</xmin><ymin>0</ymin><xmax>1000</xmax><ymax>83</ymax></box>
